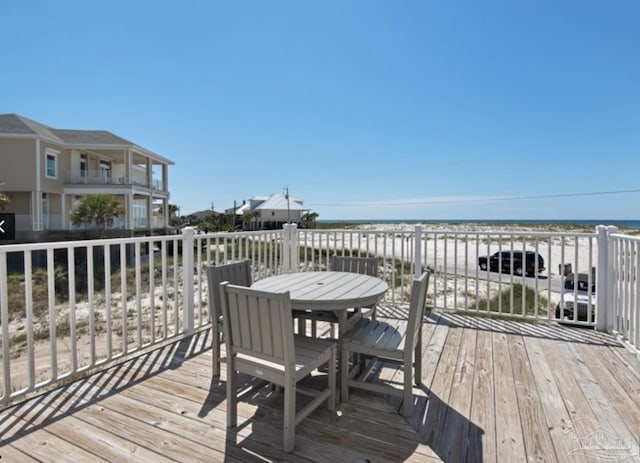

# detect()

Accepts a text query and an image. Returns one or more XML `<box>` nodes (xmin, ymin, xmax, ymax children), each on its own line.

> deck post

<box><xmin>414</xmin><ymin>225</ymin><xmax>423</xmax><ymax>278</ymax></box>
<box><xmin>282</xmin><ymin>223</ymin><xmax>291</xmax><ymax>273</ymax></box>
<box><xmin>182</xmin><ymin>226</ymin><xmax>195</xmax><ymax>334</ymax></box>
<box><xmin>289</xmin><ymin>223</ymin><xmax>299</xmax><ymax>272</ymax></box>
<box><xmin>282</xmin><ymin>223</ymin><xmax>298</xmax><ymax>274</ymax></box>
<box><xmin>596</xmin><ymin>225</ymin><xmax>616</xmax><ymax>332</ymax></box>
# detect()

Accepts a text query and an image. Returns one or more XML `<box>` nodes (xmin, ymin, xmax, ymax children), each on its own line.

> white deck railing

<box><xmin>1</xmin><ymin>224</ymin><xmax>637</xmax><ymax>407</ymax></box>
<box><xmin>608</xmin><ymin>231</ymin><xmax>640</xmax><ymax>355</ymax></box>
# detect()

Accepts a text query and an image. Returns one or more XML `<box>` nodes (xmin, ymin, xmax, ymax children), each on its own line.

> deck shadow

<box><xmin>0</xmin><ymin>330</ymin><xmax>210</xmax><ymax>446</ymax></box>
<box><xmin>222</xmin><ymin>374</ymin><xmax>429</xmax><ymax>462</ymax></box>
<box><xmin>435</xmin><ymin>311</ymin><xmax>619</xmax><ymax>346</ymax></box>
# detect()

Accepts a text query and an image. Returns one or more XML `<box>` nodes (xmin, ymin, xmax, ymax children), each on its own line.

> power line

<box><xmin>310</xmin><ymin>188</ymin><xmax>640</xmax><ymax>207</ymax></box>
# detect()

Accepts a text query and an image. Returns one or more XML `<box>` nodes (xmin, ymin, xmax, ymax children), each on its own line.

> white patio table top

<box><xmin>251</xmin><ymin>271</ymin><xmax>388</xmax><ymax>335</ymax></box>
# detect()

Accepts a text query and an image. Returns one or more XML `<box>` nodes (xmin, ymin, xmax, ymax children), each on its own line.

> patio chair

<box><xmin>340</xmin><ymin>270</ymin><xmax>430</xmax><ymax>416</ymax></box>
<box><xmin>293</xmin><ymin>256</ymin><xmax>379</xmax><ymax>337</ymax></box>
<box><xmin>206</xmin><ymin>260</ymin><xmax>252</xmax><ymax>376</ymax></box>
<box><xmin>220</xmin><ymin>283</ymin><xmax>337</xmax><ymax>453</ymax></box>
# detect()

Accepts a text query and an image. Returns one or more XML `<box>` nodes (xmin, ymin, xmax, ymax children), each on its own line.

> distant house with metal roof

<box><xmin>229</xmin><ymin>193</ymin><xmax>310</xmax><ymax>230</ymax></box>
<box><xmin>0</xmin><ymin>113</ymin><xmax>174</xmax><ymax>242</ymax></box>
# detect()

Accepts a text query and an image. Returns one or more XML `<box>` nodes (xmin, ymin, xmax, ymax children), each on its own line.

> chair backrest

<box><xmin>405</xmin><ymin>271</ymin><xmax>431</xmax><ymax>352</ymax></box>
<box><xmin>220</xmin><ymin>283</ymin><xmax>295</xmax><ymax>367</ymax></box>
<box><xmin>330</xmin><ymin>256</ymin><xmax>378</xmax><ymax>276</ymax></box>
<box><xmin>206</xmin><ymin>260</ymin><xmax>252</xmax><ymax>322</ymax></box>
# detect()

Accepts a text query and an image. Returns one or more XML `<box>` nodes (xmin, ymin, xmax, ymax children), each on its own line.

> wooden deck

<box><xmin>1</xmin><ymin>310</ymin><xmax>639</xmax><ymax>462</ymax></box>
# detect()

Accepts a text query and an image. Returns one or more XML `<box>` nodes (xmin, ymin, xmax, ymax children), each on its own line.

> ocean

<box><xmin>318</xmin><ymin>219</ymin><xmax>640</xmax><ymax>229</ymax></box>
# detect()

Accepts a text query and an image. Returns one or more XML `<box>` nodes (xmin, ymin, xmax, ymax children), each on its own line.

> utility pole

<box><xmin>285</xmin><ymin>185</ymin><xmax>291</xmax><ymax>223</ymax></box>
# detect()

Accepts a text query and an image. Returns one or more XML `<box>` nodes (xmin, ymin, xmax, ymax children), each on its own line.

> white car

<box><xmin>555</xmin><ymin>273</ymin><xmax>596</xmax><ymax>322</ymax></box>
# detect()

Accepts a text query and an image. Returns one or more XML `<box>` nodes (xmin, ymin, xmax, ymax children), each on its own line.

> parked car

<box><xmin>555</xmin><ymin>273</ymin><xmax>596</xmax><ymax>322</ymax></box>
<box><xmin>478</xmin><ymin>250</ymin><xmax>545</xmax><ymax>276</ymax></box>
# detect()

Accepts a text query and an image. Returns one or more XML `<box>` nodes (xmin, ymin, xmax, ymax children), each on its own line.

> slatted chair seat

<box><xmin>234</xmin><ymin>335</ymin><xmax>336</xmax><ymax>380</ymax></box>
<box><xmin>206</xmin><ymin>260</ymin><xmax>252</xmax><ymax>376</ymax></box>
<box><xmin>340</xmin><ymin>270</ymin><xmax>431</xmax><ymax>417</ymax></box>
<box><xmin>221</xmin><ymin>283</ymin><xmax>337</xmax><ymax>453</ymax></box>
<box><xmin>343</xmin><ymin>317</ymin><xmax>409</xmax><ymax>353</ymax></box>
<box><xmin>294</xmin><ymin>256</ymin><xmax>379</xmax><ymax>337</ymax></box>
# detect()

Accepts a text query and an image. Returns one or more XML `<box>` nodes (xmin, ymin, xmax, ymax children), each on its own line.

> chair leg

<box><xmin>227</xmin><ymin>358</ymin><xmax>238</xmax><ymax>427</ymax></box>
<box><xmin>340</xmin><ymin>342</ymin><xmax>350</xmax><ymax>403</ymax></box>
<box><xmin>297</xmin><ymin>317</ymin><xmax>306</xmax><ymax>336</ymax></box>
<box><xmin>415</xmin><ymin>326</ymin><xmax>423</xmax><ymax>384</ymax></box>
<box><xmin>328</xmin><ymin>346</ymin><xmax>337</xmax><ymax>411</ymax></box>
<box><xmin>414</xmin><ymin>344</ymin><xmax>422</xmax><ymax>385</ymax></box>
<box><xmin>283</xmin><ymin>382</ymin><xmax>296</xmax><ymax>452</ymax></box>
<box><xmin>402</xmin><ymin>353</ymin><xmax>414</xmax><ymax>416</ymax></box>
<box><xmin>212</xmin><ymin>323</ymin><xmax>220</xmax><ymax>377</ymax></box>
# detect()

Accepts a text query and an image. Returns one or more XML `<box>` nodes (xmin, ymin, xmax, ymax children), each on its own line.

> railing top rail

<box><xmin>609</xmin><ymin>232</ymin><xmax>640</xmax><ymax>242</ymax></box>
<box><xmin>197</xmin><ymin>230</ymin><xmax>285</xmax><ymax>239</ymax></box>
<box><xmin>0</xmin><ymin>234</ymin><xmax>181</xmax><ymax>253</ymax></box>
<box><xmin>299</xmin><ymin>228</ymin><xmax>598</xmax><ymax>238</ymax></box>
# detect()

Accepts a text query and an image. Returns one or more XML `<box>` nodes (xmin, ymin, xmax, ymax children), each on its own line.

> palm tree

<box><xmin>301</xmin><ymin>211</ymin><xmax>319</xmax><ymax>228</ymax></box>
<box><xmin>0</xmin><ymin>183</ymin><xmax>9</xmax><ymax>211</ymax></box>
<box><xmin>241</xmin><ymin>210</ymin><xmax>261</xmax><ymax>230</ymax></box>
<box><xmin>70</xmin><ymin>194</ymin><xmax>124</xmax><ymax>238</ymax></box>
<box><xmin>168</xmin><ymin>203</ymin><xmax>181</xmax><ymax>227</ymax></box>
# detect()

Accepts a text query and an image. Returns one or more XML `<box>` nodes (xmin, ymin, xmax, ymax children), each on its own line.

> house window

<box><xmin>45</xmin><ymin>149</ymin><xmax>59</xmax><ymax>179</ymax></box>
<box><xmin>80</xmin><ymin>154</ymin><xmax>87</xmax><ymax>178</ymax></box>
<box><xmin>99</xmin><ymin>160</ymin><xmax>111</xmax><ymax>181</ymax></box>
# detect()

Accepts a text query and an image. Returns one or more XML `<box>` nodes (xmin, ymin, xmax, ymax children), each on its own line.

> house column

<box><xmin>146</xmin><ymin>195</ymin><xmax>152</xmax><ymax>232</ymax></box>
<box><xmin>125</xmin><ymin>149</ymin><xmax>132</xmax><ymax>184</ymax></box>
<box><xmin>162</xmin><ymin>164</ymin><xmax>168</xmax><ymax>192</ymax></box>
<box><xmin>33</xmin><ymin>139</ymin><xmax>42</xmax><ymax>230</ymax></box>
<box><xmin>125</xmin><ymin>193</ymin><xmax>133</xmax><ymax>230</ymax></box>
<box><xmin>61</xmin><ymin>193</ymin><xmax>67</xmax><ymax>229</ymax></box>
<box><xmin>146</xmin><ymin>158</ymin><xmax>152</xmax><ymax>188</ymax></box>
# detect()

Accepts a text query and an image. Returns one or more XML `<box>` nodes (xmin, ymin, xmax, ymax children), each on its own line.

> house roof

<box><xmin>0</xmin><ymin>113</ymin><xmax>174</xmax><ymax>165</ymax></box>
<box><xmin>253</xmin><ymin>193</ymin><xmax>309</xmax><ymax>211</ymax></box>
<box><xmin>189</xmin><ymin>209</ymin><xmax>220</xmax><ymax>219</ymax></box>
<box><xmin>0</xmin><ymin>114</ymin><xmax>64</xmax><ymax>143</ymax></box>
<box><xmin>50</xmin><ymin>129</ymin><xmax>134</xmax><ymax>146</ymax></box>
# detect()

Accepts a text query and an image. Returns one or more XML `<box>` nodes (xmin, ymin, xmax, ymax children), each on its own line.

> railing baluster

<box><xmin>24</xmin><ymin>251</ymin><xmax>35</xmax><ymax>389</ymax></box>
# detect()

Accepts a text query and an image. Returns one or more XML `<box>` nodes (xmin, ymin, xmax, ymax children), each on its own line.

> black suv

<box><xmin>478</xmin><ymin>250</ymin><xmax>545</xmax><ymax>277</ymax></box>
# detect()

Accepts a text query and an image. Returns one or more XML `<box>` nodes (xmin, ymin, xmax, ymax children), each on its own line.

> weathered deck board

<box><xmin>467</xmin><ymin>317</ymin><xmax>496</xmax><ymax>463</ymax></box>
<box><xmin>522</xmin><ymin>330</ymin><xmax>584</xmax><ymax>463</ymax></box>
<box><xmin>508</xmin><ymin>321</ymin><xmax>558</xmax><ymax>462</ymax></box>
<box><xmin>492</xmin><ymin>325</ymin><xmax>527</xmax><ymax>461</ymax></box>
<box><xmin>1</xmin><ymin>313</ymin><xmax>639</xmax><ymax>463</ymax></box>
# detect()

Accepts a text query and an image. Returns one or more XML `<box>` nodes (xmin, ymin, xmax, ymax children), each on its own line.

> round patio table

<box><xmin>251</xmin><ymin>271</ymin><xmax>388</xmax><ymax>336</ymax></box>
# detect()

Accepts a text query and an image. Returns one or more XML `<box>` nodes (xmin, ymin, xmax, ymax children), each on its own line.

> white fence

<box><xmin>608</xmin><ymin>231</ymin><xmax>640</xmax><ymax>355</ymax></box>
<box><xmin>1</xmin><ymin>224</ymin><xmax>638</xmax><ymax>408</ymax></box>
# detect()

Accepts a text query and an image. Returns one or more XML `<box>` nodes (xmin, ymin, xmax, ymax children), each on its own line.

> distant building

<box><xmin>0</xmin><ymin>114</ymin><xmax>174</xmax><ymax>242</ymax></box>
<box><xmin>228</xmin><ymin>193</ymin><xmax>310</xmax><ymax>230</ymax></box>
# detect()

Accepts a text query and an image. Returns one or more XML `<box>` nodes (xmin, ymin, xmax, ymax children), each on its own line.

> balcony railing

<box><xmin>65</xmin><ymin>171</ymin><xmax>167</xmax><ymax>192</ymax></box>
<box><xmin>14</xmin><ymin>215</ymin><xmax>166</xmax><ymax>231</ymax></box>
<box><xmin>0</xmin><ymin>224</ymin><xmax>637</xmax><ymax>408</ymax></box>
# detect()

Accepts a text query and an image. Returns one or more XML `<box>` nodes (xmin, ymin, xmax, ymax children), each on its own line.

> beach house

<box><xmin>0</xmin><ymin>114</ymin><xmax>174</xmax><ymax>242</ymax></box>
<box><xmin>230</xmin><ymin>193</ymin><xmax>310</xmax><ymax>229</ymax></box>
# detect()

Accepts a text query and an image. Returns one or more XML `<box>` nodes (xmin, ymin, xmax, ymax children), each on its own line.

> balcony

<box><xmin>65</xmin><ymin>170</ymin><xmax>167</xmax><ymax>192</ymax></box>
<box><xmin>0</xmin><ymin>226</ymin><xmax>638</xmax><ymax>460</ymax></box>
<box><xmin>14</xmin><ymin>215</ymin><xmax>166</xmax><ymax>231</ymax></box>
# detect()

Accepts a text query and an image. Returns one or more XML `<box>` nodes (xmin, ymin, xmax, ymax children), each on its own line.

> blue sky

<box><xmin>2</xmin><ymin>1</ymin><xmax>638</xmax><ymax>220</ymax></box>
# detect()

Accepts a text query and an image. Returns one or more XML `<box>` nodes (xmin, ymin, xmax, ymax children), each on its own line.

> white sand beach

<box><xmin>322</xmin><ymin>221</ymin><xmax>605</xmax><ymax>277</ymax></box>
<box><xmin>337</xmin><ymin>222</ymin><xmax>608</xmax><ymax>310</ymax></box>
